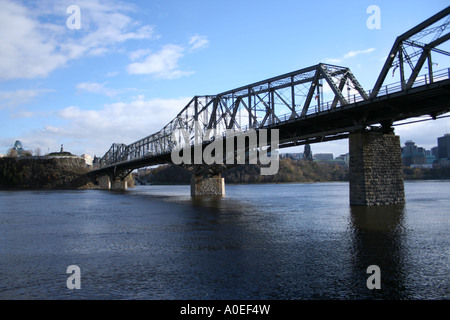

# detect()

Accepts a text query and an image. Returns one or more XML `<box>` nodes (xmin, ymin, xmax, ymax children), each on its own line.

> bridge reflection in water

<box><xmin>349</xmin><ymin>205</ymin><xmax>409</xmax><ymax>299</ymax></box>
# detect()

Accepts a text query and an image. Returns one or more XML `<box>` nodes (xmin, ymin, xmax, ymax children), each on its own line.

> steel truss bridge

<box><xmin>93</xmin><ymin>7</ymin><xmax>450</xmax><ymax>179</ymax></box>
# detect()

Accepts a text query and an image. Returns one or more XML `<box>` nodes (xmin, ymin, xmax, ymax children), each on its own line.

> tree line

<box><xmin>134</xmin><ymin>158</ymin><xmax>450</xmax><ymax>186</ymax></box>
<box><xmin>135</xmin><ymin>159</ymin><xmax>349</xmax><ymax>185</ymax></box>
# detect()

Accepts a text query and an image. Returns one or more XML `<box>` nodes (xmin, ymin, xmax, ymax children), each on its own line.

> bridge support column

<box><xmin>191</xmin><ymin>173</ymin><xmax>225</xmax><ymax>196</ymax></box>
<box><xmin>112</xmin><ymin>179</ymin><xmax>128</xmax><ymax>191</ymax></box>
<box><xmin>97</xmin><ymin>175</ymin><xmax>128</xmax><ymax>190</ymax></box>
<box><xmin>97</xmin><ymin>175</ymin><xmax>111</xmax><ymax>190</ymax></box>
<box><xmin>349</xmin><ymin>130</ymin><xmax>405</xmax><ymax>206</ymax></box>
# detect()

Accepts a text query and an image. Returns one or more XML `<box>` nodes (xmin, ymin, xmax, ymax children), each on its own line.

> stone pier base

<box><xmin>191</xmin><ymin>174</ymin><xmax>225</xmax><ymax>196</ymax></box>
<box><xmin>97</xmin><ymin>175</ymin><xmax>111</xmax><ymax>190</ymax></box>
<box><xmin>349</xmin><ymin>131</ymin><xmax>405</xmax><ymax>206</ymax></box>
<box><xmin>112</xmin><ymin>179</ymin><xmax>128</xmax><ymax>191</ymax></box>
<box><xmin>97</xmin><ymin>175</ymin><xmax>128</xmax><ymax>191</ymax></box>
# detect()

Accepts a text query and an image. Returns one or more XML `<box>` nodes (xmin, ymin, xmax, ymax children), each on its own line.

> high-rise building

<box><xmin>431</xmin><ymin>146</ymin><xmax>439</xmax><ymax>159</ymax></box>
<box><xmin>437</xmin><ymin>134</ymin><xmax>450</xmax><ymax>160</ymax></box>
<box><xmin>402</xmin><ymin>140</ymin><xmax>426</xmax><ymax>166</ymax></box>
<box><xmin>303</xmin><ymin>144</ymin><xmax>313</xmax><ymax>161</ymax></box>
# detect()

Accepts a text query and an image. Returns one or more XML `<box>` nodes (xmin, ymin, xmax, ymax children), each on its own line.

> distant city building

<box><xmin>280</xmin><ymin>153</ymin><xmax>303</xmax><ymax>160</ymax></box>
<box><xmin>313</xmin><ymin>153</ymin><xmax>347</xmax><ymax>166</ymax></box>
<box><xmin>264</xmin><ymin>134</ymin><xmax>450</xmax><ymax>168</ymax></box>
<box><xmin>401</xmin><ymin>140</ymin><xmax>436</xmax><ymax>166</ymax></box>
<box><xmin>314</xmin><ymin>153</ymin><xmax>334</xmax><ymax>161</ymax></box>
<box><xmin>82</xmin><ymin>154</ymin><xmax>94</xmax><ymax>167</ymax></box>
<box><xmin>431</xmin><ymin>146</ymin><xmax>439</xmax><ymax>159</ymax></box>
<box><xmin>303</xmin><ymin>144</ymin><xmax>313</xmax><ymax>161</ymax></box>
<box><xmin>336</xmin><ymin>153</ymin><xmax>350</xmax><ymax>165</ymax></box>
<box><xmin>437</xmin><ymin>159</ymin><xmax>450</xmax><ymax>167</ymax></box>
<box><xmin>437</xmin><ymin>134</ymin><xmax>450</xmax><ymax>160</ymax></box>
<box><xmin>402</xmin><ymin>140</ymin><xmax>426</xmax><ymax>166</ymax></box>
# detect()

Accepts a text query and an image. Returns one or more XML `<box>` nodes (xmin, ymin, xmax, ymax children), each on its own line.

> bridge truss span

<box><xmin>94</xmin><ymin>6</ymin><xmax>450</xmax><ymax>181</ymax></box>
<box><xmin>96</xmin><ymin>63</ymin><xmax>370</xmax><ymax>169</ymax></box>
<box><xmin>372</xmin><ymin>6</ymin><xmax>450</xmax><ymax>97</ymax></box>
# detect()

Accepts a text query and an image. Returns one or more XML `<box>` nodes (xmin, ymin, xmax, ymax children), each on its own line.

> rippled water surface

<box><xmin>0</xmin><ymin>181</ymin><xmax>448</xmax><ymax>299</ymax></box>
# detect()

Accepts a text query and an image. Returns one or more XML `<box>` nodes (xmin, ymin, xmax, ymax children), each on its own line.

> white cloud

<box><xmin>0</xmin><ymin>89</ymin><xmax>52</xmax><ymax>109</ymax></box>
<box><xmin>129</xmin><ymin>49</ymin><xmax>153</xmax><ymax>61</ymax></box>
<box><xmin>126</xmin><ymin>34</ymin><xmax>209</xmax><ymax>79</ymax></box>
<box><xmin>37</xmin><ymin>95</ymin><xmax>192</xmax><ymax>155</ymax></box>
<box><xmin>0</xmin><ymin>0</ymin><xmax>208</xmax><ymax>82</ymax></box>
<box><xmin>324</xmin><ymin>58</ymin><xmax>343</xmax><ymax>64</ymax></box>
<box><xmin>105</xmin><ymin>71</ymin><xmax>119</xmax><ymax>77</ymax></box>
<box><xmin>0</xmin><ymin>1</ymin><xmax>67</xmax><ymax>80</ymax></box>
<box><xmin>88</xmin><ymin>47</ymin><xmax>109</xmax><ymax>56</ymax></box>
<box><xmin>76</xmin><ymin>82</ymin><xmax>123</xmax><ymax>97</ymax></box>
<box><xmin>188</xmin><ymin>35</ymin><xmax>209</xmax><ymax>51</ymax></box>
<box><xmin>0</xmin><ymin>0</ymin><xmax>156</xmax><ymax>81</ymax></box>
<box><xmin>325</xmin><ymin>48</ymin><xmax>376</xmax><ymax>65</ymax></box>
<box><xmin>343</xmin><ymin>48</ymin><xmax>376</xmax><ymax>59</ymax></box>
<box><xmin>127</xmin><ymin>44</ymin><xmax>194</xmax><ymax>79</ymax></box>
<box><xmin>11</xmin><ymin>111</ymin><xmax>36</xmax><ymax>118</ymax></box>
<box><xmin>0</xmin><ymin>95</ymin><xmax>190</xmax><ymax>155</ymax></box>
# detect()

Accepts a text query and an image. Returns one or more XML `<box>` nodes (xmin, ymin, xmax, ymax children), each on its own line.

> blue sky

<box><xmin>0</xmin><ymin>0</ymin><xmax>449</xmax><ymax>158</ymax></box>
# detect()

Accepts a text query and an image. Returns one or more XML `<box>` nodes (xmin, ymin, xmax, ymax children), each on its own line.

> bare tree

<box><xmin>7</xmin><ymin>148</ymin><xmax>18</xmax><ymax>157</ymax></box>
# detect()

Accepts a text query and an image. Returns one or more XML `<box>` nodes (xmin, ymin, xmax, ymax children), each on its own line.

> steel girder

<box><xmin>99</xmin><ymin>143</ymin><xmax>128</xmax><ymax>166</ymax></box>
<box><xmin>371</xmin><ymin>6</ymin><xmax>450</xmax><ymax>98</ymax></box>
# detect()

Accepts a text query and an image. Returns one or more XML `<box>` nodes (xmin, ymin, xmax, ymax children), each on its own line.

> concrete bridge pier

<box><xmin>191</xmin><ymin>173</ymin><xmax>225</xmax><ymax>196</ymax></box>
<box><xmin>97</xmin><ymin>175</ymin><xmax>128</xmax><ymax>191</ymax></box>
<box><xmin>112</xmin><ymin>179</ymin><xmax>128</xmax><ymax>191</ymax></box>
<box><xmin>97</xmin><ymin>175</ymin><xmax>111</xmax><ymax>190</ymax></box>
<box><xmin>349</xmin><ymin>129</ymin><xmax>405</xmax><ymax>206</ymax></box>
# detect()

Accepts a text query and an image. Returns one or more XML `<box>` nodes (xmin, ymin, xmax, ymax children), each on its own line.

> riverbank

<box><xmin>2</xmin><ymin>156</ymin><xmax>449</xmax><ymax>190</ymax></box>
<box><xmin>135</xmin><ymin>159</ymin><xmax>450</xmax><ymax>185</ymax></box>
<box><xmin>0</xmin><ymin>156</ymin><xmax>91</xmax><ymax>190</ymax></box>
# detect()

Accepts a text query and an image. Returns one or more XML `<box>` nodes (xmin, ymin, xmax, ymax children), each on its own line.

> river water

<box><xmin>0</xmin><ymin>181</ymin><xmax>448</xmax><ymax>300</ymax></box>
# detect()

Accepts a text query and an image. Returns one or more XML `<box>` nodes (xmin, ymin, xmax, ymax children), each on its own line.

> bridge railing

<box><xmin>260</xmin><ymin>67</ymin><xmax>450</xmax><ymax>130</ymax></box>
<box><xmin>369</xmin><ymin>67</ymin><xmax>450</xmax><ymax>97</ymax></box>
